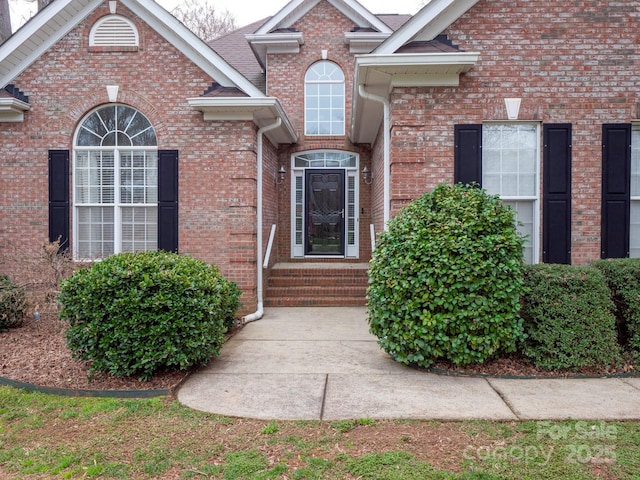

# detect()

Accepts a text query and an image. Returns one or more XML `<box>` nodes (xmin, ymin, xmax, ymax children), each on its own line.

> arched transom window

<box><xmin>74</xmin><ymin>105</ymin><xmax>158</xmax><ymax>260</ymax></box>
<box><xmin>304</xmin><ymin>61</ymin><xmax>345</xmax><ymax>136</ymax></box>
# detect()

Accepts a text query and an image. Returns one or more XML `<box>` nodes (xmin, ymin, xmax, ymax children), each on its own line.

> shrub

<box><xmin>0</xmin><ymin>275</ymin><xmax>26</xmax><ymax>330</ymax></box>
<box><xmin>367</xmin><ymin>183</ymin><xmax>526</xmax><ymax>368</ymax></box>
<box><xmin>520</xmin><ymin>264</ymin><xmax>621</xmax><ymax>371</ymax></box>
<box><xmin>58</xmin><ymin>251</ymin><xmax>241</xmax><ymax>380</ymax></box>
<box><xmin>592</xmin><ymin>259</ymin><xmax>640</xmax><ymax>362</ymax></box>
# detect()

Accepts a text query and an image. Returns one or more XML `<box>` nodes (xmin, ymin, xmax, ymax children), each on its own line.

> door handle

<box><xmin>342</xmin><ymin>209</ymin><xmax>345</xmax><ymax>219</ymax></box>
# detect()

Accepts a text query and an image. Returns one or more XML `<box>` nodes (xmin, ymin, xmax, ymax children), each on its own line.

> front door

<box><xmin>305</xmin><ymin>169</ymin><xmax>345</xmax><ymax>255</ymax></box>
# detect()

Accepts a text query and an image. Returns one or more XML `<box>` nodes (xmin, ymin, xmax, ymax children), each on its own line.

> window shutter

<box><xmin>602</xmin><ymin>124</ymin><xmax>631</xmax><ymax>258</ymax></box>
<box><xmin>48</xmin><ymin>150</ymin><xmax>69</xmax><ymax>252</ymax></box>
<box><xmin>454</xmin><ymin>124</ymin><xmax>482</xmax><ymax>185</ymax></box>
<box><xmin>543</xmin><ymin>124</ymin><xmax>572</xmax><ymax>264</ymax></box>
<box><xmin>157</xmin><ymin>150</ymin><xmax>179</xmax><ymax>253</ymax></box>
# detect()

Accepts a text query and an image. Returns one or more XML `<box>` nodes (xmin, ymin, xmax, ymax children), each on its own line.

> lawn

<box><xmin>0</xmin><ymin>386</ymin><xmax>638</xmax><ymax>479</ymax></box>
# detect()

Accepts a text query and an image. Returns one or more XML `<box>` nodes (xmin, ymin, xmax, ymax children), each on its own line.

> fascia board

<box><xmin>375</xmin><ymin>0</ymin><xmax>480</xmax><ymax>54</ymax></box>
<box><xmin>327</xmin><ymin>0</ymin><xmax>393</xmax><ymax>33</ymax></box>
<box><xmin>187</xmin><ymin>97</ymin><xmax>298</xmax><ymax>144</ymax></box>
<box><xmin>255</xmin><ymin>0</ymin><xmax>320</xmax><ymax>34</ymax></box>
<box><xmin>0</xmin><ymin>0</ymin><xmax>102</xmax><ymax>88</ymax></box>
<box><xmin>122</xmin><ymin>0</ymin><xmax>265</xmax><ymax>98</ymax></box>
<box><xmin>0</xmin><ymin>98</ymin><xmax>31</xmax><ymax>122</ymax></box>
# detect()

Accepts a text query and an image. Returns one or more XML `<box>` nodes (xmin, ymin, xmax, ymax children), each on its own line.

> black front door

<box><xmin>305</xmin><ymin>169</ymin><xmax>345</xmax><ymax>255</ymax></box>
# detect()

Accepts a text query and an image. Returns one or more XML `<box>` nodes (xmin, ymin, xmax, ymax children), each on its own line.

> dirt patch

<box><xmin>0</xmin><ymin>313</ymin><xmax>187</xmax><ymax>391</ymax></box>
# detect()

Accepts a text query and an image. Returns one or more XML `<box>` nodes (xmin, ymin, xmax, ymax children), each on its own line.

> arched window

<box><xmin>74</xmin><ymin>105</ymin><xmax>157</xmax><ymax>260</ymax></box>
<box><xmin>304</xmin><ymin>61</ymin><xmax>345</xmax><ymax>136</ymax></box>
<box><xmin>89</xmin><ymin>15</ymin><xmax>139</xmax><ymax>47</ymax></box>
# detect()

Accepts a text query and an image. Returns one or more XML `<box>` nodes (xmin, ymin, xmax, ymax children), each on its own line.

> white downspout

<box><xmin>242</xmin><ymin>117</ymin><xmax>282</xmax><ymax>324</ymax></box>
<box><xmin>358</xmin><ymin>85</ymin><xmax>390</xmax><ymax>228</ymax></box>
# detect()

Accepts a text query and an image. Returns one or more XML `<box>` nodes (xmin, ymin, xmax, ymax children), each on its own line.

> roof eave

<box><xmin>0</xmin><ymin>98</ymin><xmax>31</xmax><ymax>122</ymax></box>
<box><xmin>375</xmin><ymin>0</ymin><xmax>480</xmax><ymax>54</ymax></box>
<box><xmin>350</xmin><ymin>52</ymin><xmax>480</xmax><ymax>144</ymax></box>
<box><xmin>187</xmin><ymin>97</ymin><xmax>298</xmax><ymax>145</ymax></box>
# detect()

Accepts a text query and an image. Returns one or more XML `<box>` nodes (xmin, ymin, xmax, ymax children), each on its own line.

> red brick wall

<box><xmin>387</xmin><ymin>0</ymin><xmax>640</xmax><ymax>264</ymax></box>
<box><xmin>0</xmin><ymin>3</ymin><xmax>260</xmax><ymax>313</ymax></box>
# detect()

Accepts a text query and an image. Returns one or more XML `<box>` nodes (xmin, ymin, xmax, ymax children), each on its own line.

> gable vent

<box><xmin>89</xmin><ymin>15</ymin><xmax>139</xmax><ymax>47</ymax></box>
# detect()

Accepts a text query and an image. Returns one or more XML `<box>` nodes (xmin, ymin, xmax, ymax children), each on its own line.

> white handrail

<box><xmin>370</xmin><ymin>223</ymin><xmax>376</xmax><ymax>253</ymax></box>
<box><xmin>263</xmin><ymin>224</ymin><xmax>277</xmax><ymax>269</ymax></box>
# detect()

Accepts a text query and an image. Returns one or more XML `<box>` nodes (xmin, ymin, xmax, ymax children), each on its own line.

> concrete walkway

<box><xmin>177</xmin><ymin>307</ymin><xmax>640</xmax><ymax>421</ymax></box>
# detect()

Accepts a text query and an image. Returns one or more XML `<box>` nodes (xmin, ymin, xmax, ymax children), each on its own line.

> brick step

<box><xmin>264</xmin><ymin>262</ymin><xmax>369</xmax><ymax>307</ymax></box>
<box><xmin>264</xmin><ymin>296</ymin><xmax>367</xmax><ymax>307</ymax></box>
<box><xmin>267</xmin><ymin>275</ymin><xmax>369</xmax><ymax>287</ymax></box>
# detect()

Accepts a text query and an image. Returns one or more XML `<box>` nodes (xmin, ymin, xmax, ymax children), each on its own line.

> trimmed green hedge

<box><xmin>520</xmin><ymin>264</ymin><xmax>621</xmax><ymax>371</ymax></box>
<box><xmin>593</xmin><ymin>259</ymin><xmax>640</xmax><ymax>362</ymax></box>
<box><xmin>0</xmin><ymin>275</ymin><xmax>26</xmax><ymax>330</ymax></box>
<box><xmin>58</xmin><ymin>251</ymin><xmax>241</xmax><ymax>380</ymax></box>
<box><xmin>367</xmin><ymin>183</ymin><xmax>526</xmax><ymax>368</ymax></box>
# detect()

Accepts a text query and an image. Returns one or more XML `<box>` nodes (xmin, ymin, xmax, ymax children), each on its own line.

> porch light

<box><xmin>362</xmin><ymin>166</ymin><xmax>372</xmax><ymax>185</ymax></box>
<box><xmin>276</xmin><ymin>165</ymin><xmax>286</xmax><ymax>184</ymax></box>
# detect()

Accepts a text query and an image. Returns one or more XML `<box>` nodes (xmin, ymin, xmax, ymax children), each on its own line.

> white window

<box><xmin>304</xmin><ymin>61</ymin><xmax>345</xmax><ymax>136</ymax></box>
<box><xmin>74</xmin><ymin>105</ymin><xmax>157</xmax><ymax>260</ymax></box>
<box><xmin>482</xmin><ymin>123</ymin><xmax>540</xmax><ymax>264</ymax></box>
<box><xmin>631</xmin><ymin>128</ymin><xmax>640</xmax><ymax>257</ymax></box>
<box><xmin>89</xmin><ymin>15</ymin><xmax>139</xmax><ymax>47</ymax></box>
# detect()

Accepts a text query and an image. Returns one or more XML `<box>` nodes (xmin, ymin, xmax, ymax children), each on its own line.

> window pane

<box><xmin>483</xmin><ymin>124</ymin><xmax>538</xmax><ymax>264</ymax></box>
<box><xmin>503</xmin><ymin>200</ymin><xmax>534</xmax><ymax>264</ymax></box>
<box><xmin>76</xmin><ymin>207</ymin><xmax>114</xmax><ymax>259</ymax></box>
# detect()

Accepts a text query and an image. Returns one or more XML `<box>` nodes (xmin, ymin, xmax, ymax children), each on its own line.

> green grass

<box><xmin>0</xmin><ymin>386</ymin><xmax>638</xmax><ymax>479</ymax></box>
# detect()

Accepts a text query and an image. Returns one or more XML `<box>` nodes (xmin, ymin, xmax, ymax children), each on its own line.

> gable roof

<box><xmin>254</xmin><ymin>0</ymin><xmax>393</xmax><ymax>35</ymax></box>
<box><xmin>0</xmin><ymin>0</ymin><xmax>264</xmax><ymax>97</ymax></box>
<box><xmin>351</xmin><ymin>0</ymin><xmax>482</xmax><ymax>144</ymax></box>
<box><xmin>375</xmin><ymin>0</ymin><xmax>480</xmax><ymax>54</ymax></box>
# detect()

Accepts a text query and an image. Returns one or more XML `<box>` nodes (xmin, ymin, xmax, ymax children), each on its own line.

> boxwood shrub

<box><xmin>592</xmin><ymin>258</ymin><xmax>640</xmax><ymax>361</ymax></box>
<box><xmin>0</xmin><ymin>275</ymin><xmax>26</xmax><ymax>330</ymax></box>
<box><xmin>367</xmin><ymin>183</ymin><xmax>526</xmax><ymax>368</ymax></box>
<box><xmin>520</xmin><ymin>264</ymin><xmax>621</xmax><ymax>370</ymax></box>
<box><xmin>58</xmin><ymin>251</ymin><xmax>241</xmax><ymax>380</ymax></box>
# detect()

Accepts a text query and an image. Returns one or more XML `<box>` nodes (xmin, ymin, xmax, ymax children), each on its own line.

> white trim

<box><xmin>255</xmin><ymin>0</ymin><xmax>392</xmax><ymax>36</ymax></box>
<box><xmin>187</xmin><ymin>97</ymin><xmax>298</xmax><ymax>145</ymax></box>
<box><xmin>89</xmin><ymin>14</ymin><xmax>139</xmax><ymax>47</ymax></box>
<box><xmin>375</xmin><ymin>0</ymin><xmax>480</xmax><ymax>54</ymax></box>
<box><xmin>290</xmin><ymin>150</ymin><xmax>360</xmax><ymax>259</ymax></box>
<box><xmin>0</xmin><ymin>97</ymin><xmax>31</xmax><ymax>122</ymax></box>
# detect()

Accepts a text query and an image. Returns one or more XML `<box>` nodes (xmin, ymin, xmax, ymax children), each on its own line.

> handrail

<box><xmin>370</xmin><ymin>223</ymin><xmax>376</xmax><ymax>253</ymax></box>
<box><xmin>263</xmin><ymin>224</ymin><xmax>277</xmax><ymax>269</ymax></box>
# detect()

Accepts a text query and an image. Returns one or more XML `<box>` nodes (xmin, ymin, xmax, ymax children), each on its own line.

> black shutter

<box><xmin>157</xmin><ymin>150</ymin><xmax>179</xmax><ymax>253</ymax></box>
<box><xmin>454</xmin><ymin>124</ymin><xmax>483</xmax><ymax>185</ymax></box>
<box><xmin>543</xmin><ymin>124</ymin><xmax>572</xmax><ymax>264</ymax></box>
<box><xmin>601</xmin><ymin>124</ymin><xmax>631</xmax><ymax>258</ymax></box>
<box><xmin>48</xmin><ymin>150</ymin><xmax>69</xmax><ymax>252</ymax></box>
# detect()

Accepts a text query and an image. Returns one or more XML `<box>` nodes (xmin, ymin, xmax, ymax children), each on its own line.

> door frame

<box><xmin>290</xmin><ymin>150</ymin><xmax>360</xmax><ymax>259</ymax></box>
<box><xmin>304</xmin><ymin>169</ymin><xmax>346</xmax><ymax>256</ymax></box>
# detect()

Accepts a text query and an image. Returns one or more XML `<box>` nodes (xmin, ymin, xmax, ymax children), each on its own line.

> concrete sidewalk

<box><xmin>177</xmin><ymin>307</ymin><xmax>640</xmax><ymax>421</ymax></box>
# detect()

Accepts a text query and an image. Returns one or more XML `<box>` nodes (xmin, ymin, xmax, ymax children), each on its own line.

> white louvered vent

<box><xmin>90</xmin><ymin>15</ymin><xmax>139</xmax><ymax>47</ymax></box>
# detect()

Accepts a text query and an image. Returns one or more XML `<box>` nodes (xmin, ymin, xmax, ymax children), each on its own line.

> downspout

<box><xmin>358</xmin><ymin>85</ymin><xmax>390</xmax><ymax>228</ymax></box>
<box><xmin>242</xmin><ymin>117</ymin><xmax>282</xmax><ymax>324</ymax></box>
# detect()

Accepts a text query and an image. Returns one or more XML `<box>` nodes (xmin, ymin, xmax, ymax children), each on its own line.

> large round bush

<box><xmin>58</xmin><ymin>251</ymin><xmax>241</xmax><ymax>380</ymax></box>
<box><xmin>367</xmin><ymin>183</ymin><xmax>526</xmax><ymax>368</ymax></box>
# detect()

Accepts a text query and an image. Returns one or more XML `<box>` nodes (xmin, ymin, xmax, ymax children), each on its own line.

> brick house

<box><xmin>1</xmin><ymin>0</ymin><xmax>638</xmax><ymax>317</ymax></box>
